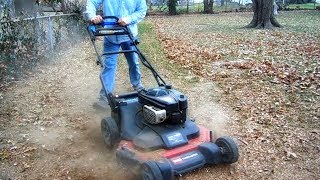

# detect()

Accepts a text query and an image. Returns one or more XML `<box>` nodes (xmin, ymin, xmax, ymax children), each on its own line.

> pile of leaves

<box><xmin>156</xmin><ymin>30</ymin><xmax>223</xmax><ymax>77</ymax></box>
<box><xmin>153</xmin><ymin>14</ymin><xmax>319</xmax><ymax>95</ymax></box>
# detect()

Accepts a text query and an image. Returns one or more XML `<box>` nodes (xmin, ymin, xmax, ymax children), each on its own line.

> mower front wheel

<box><xmin>215</xmin><ymin>136</ymin><xmax>239</xmax><ymax>164</ymax></box>
<box><xmin>141</xmin><ymin>161</ymin><xmax>163</xmax><ymax>180</ymax></box>
<box><xmin>101</xmin><ymin>117</ymin><xmax>120</xmax><ymax>149</ymax></box>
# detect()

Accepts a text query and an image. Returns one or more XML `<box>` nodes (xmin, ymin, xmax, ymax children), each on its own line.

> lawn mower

<box><xmin>87</xmin><ymin>16</ymin><xmax>239</xmax><ymax>180</ymax></box>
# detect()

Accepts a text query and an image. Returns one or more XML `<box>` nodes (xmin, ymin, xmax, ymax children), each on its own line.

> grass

<box><xmin>148</xmin><ymin>4</ymin><xmax>204</xmax><ymax>14</ymax></box>
<box><xmin>143</xmin><ymin>13</ymin><xmax>319</xmax><ymax>174</ymax></box>
<box><xmin>140</xmin><ymin>11</ymin><xmax>319</xmax><ymax>101</ymax></box>
<box><xmin>148</xmin><ymin>2</ymin><xmax>247</xmax><ymax>14</ymax></box>
<box><xmin>141</xmin><ymin>11</ymin><xmax>320</xmax><ymax>128</ymax></box>
<box><xmin>286</xmin><ymin>3</ymin><xmax>319</xmax><ymax>9</ymax></box>
<box><xmin>137</xmin><ymin>21</ymin><xmax>198</xmax><ymax>89</ymax></box>
<box><xmin>140</xmin><ymin>11</ymin><xmax>320</xmax><ymax>91</ymax></box>
<box><xmin>148</xmin><ymin>3</ymin><xmax>320</xmax><ymax>15</ymax></box>
<box><xmin>278</xmin><ymin>11</ymin><xmax>320</xmax><ymax>34</ymax></box>
<box><xmin>138</xmin><ymin>23</ymin><xmax>164</xmax><ymax>52</ymax></box>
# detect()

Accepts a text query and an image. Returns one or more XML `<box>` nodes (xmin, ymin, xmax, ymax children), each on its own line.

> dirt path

<box><xmin>1</xmin><ymin>40</ymin><xmax>124</xmax><ymax>179</ymax></box>
<box><xmin>0</xmin><ymin>33</ymin><xmax>236</xmax><ymax>179</ymax></box>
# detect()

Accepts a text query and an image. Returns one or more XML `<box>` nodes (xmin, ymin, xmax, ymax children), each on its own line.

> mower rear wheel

<box><xmin>101</xmin><ymin>117</ymin><xmax>120</xmax><ymax>149</ymax></box>
<box><xmin>215</xmin><ymin>136</ymin><xmax>239</xmax><ymax>164</ymax></box>
<box><xmin>141</xmin><ymin>161</ymin><xmax>163</xmax><ymax>180</ymax></box>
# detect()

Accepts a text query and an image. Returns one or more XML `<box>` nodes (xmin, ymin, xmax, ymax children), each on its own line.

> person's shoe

<box><xmin>92</xmin><ymin>98</ymin><xmax>109</xmax><ymax>111</ymax></box>
<box><xmin>133</xmin><ymin>84</ymin><xmax>144</xmax><ymax>92</ymax></box>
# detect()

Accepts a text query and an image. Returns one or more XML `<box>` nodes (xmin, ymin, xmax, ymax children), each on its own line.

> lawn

<box><xmin>148</xmin><ymin>2</ymin><xmax>249</xmax><ymax>14</ymax></box>
<box><xmin>137</xmin><ymin>10</ymin><xmax>320</xmax><ymax>179</ymax></box>
<box><xmin>286</xmin><ymin>2</ymin><xmax>319</xmax><ymax>10</ymax></box>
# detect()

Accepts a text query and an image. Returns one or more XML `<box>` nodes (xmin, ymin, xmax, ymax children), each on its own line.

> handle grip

<box><xmin>98</xmin><ymin>21</ymin><xmax>117</xmax><ymax>26</ymax></box>
<box><xmin>102</xmin><ymin>16</ymin><xmax>119</xmax><ymax>21</ymax></box>
<box><xmin>87</xmin><ymin>16</ymin><xmax>132</xmax><ymax>39</ymax></box>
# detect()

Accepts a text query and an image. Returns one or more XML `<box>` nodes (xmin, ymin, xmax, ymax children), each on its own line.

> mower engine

<box><xmin>143</xmin><ymin>105</ymin><xmax>166</xmax><ymax>124</ymax></box>
<box><xmin>138</xmin><ymin>87</ymin><xmax>188</xmax><ymax>124</ymax></box>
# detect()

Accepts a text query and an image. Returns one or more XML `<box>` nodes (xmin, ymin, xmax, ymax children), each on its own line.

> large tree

<box><xmin>167</xmin><ymin>0</ymin><xmax>177</xmax><ymax>15</ymax></box>
<box><xmin>203</xmin><ymin>0</ymin><xmax>214</xmax><ymax>13</ymax></box>
<box><xmin>246</xmin><ymin>0</ymin><xmax>282</xmax><ymax>29</ymax></box>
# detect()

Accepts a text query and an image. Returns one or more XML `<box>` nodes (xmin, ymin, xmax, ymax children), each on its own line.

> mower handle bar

<box><xmin>91</xmin><ymin>16</ymin><xmax>119</xmax><ymax>25</ymax></box>
<box><xmin>97</xmin><ymin>16</ymin><xmax>119</xmax><ymax>26</ymax></box>
<box><xmin>87</xmin><ymin>16</ymin><xmax>168</xmax><ymax>91</ymax></box>
<box><xmin>102</xmin><ymin>16</ymin><xmax>119</xmax><ymax>21</ymax></box>
<box><xmin>87</xmin><ymin>16</ymin><xmax>131</xmax><ymax>40</ymax></box>
<box><xmin>102</xmin><ymin>50</ymin><xmax>137</xmax><ymax>56</ymax></box>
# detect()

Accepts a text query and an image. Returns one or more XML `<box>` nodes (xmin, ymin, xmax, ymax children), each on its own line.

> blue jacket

<box><xmin>85</xmin><ymin>0</ymin><xmax>147</xmax><ymax>41</ymax></box>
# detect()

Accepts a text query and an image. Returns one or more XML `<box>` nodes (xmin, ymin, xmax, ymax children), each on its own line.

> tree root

<box><xmin>245</xmin><ymin>19</ymin><xmax>282</xmax><ymax>29</ymax></box>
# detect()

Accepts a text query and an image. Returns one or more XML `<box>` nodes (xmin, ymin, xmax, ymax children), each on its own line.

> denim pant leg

<box><xmin>99</xmin><ymin>39</ymin><xmax>120</xmax><ymax>97</ymax></box>
<box><xmin>120</xmin><ymin>41</ymin><xmax>142</xmax><ymax>88</ymax></box>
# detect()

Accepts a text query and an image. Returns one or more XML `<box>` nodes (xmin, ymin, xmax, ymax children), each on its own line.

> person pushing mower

<box><xmin>85</xmin><ymin>0</ymin><xmax>147</xmax><ymax>110</ymax></box>
<box><xmin>86</xmin><ymin>1</ymin><xmax>239</xmax><ymax>179</ymax></box>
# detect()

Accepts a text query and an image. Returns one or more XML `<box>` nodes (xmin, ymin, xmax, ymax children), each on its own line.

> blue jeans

<box><xmin>99</xmin><ymin>37</ymin><xmax>142</xmax><ymax>97</ymax></box>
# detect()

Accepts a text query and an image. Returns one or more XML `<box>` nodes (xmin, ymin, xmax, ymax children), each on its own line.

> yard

<box><xmin>0</xmin><ymin>11</ymin><xmax>319</xmax><ymax>179</ymax></box>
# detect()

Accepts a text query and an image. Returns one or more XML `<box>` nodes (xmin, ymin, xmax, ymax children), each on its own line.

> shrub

<box><xmin>0</xmin><ymin>7</ymin><xmax>42</xmax><ymax>82</ymax></box>
<box><xmin>0</xmin><ymin>2</ymin><xmax>85</xmax><ymax>84</ymax></box>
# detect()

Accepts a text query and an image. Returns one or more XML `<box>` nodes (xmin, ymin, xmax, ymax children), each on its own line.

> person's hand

<box><xmin>90</xmin><ymin>15</ymin><xmax>103</xmax><ymax>24</ymax></box>
<box><xmin>117</xmin><ymin>18</ymin><xmax>128</xmax><ymax>26</ymax></box>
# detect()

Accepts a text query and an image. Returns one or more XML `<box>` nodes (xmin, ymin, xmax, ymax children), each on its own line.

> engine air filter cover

<box><xmin>143</xmin><ymin>105</ymin><xmax>166</xmax><ymax>124</ymax></box>
<box><xmin>138</xmin><ymin>87</ymin><xmax>188</xmax><ymax>124</ymax></box>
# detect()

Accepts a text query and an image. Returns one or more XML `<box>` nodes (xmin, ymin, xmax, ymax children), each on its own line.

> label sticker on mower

<box><xmin>99</xmin><ymin>30</ymin><xmax>123</xmax><ymax>35</ymax></box>
<box><xmin>170</xmin><ymin>152</ymin><xmax>199</xmax><ymax>165</ymax></box>
<box><xmin>166</xmin><ymin>132</ymin><xmax>184</xmax><ymax>145</ymax></box>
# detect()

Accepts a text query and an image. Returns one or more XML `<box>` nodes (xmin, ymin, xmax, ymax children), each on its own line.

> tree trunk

<box><xmin>186</xmin><ymin>0</ymin><xmax>189</xmax><ymax>14</ymax></box>
<box><xmin>209</xmin><ymin>0</ymin><xmax>213</xmax><ymax>12</ymax></box>
<box><xmin>168</xmin><ymin>0</ymin><xmax>177</xmax><ymax>15</ymax></box>
<box><xmin>204</xmin><ymin>0</ymin><xmax>209</xmax><ymax>13</ymax></box>
<box><xmin>203</xmin><ymin>0</ymin><xmax>213</xmax><ymax>13</ymax></box>
<box><xmin>245</xmin><ymin>0</ymin><xmax>282</xmax><ymax>29</ymax></box>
